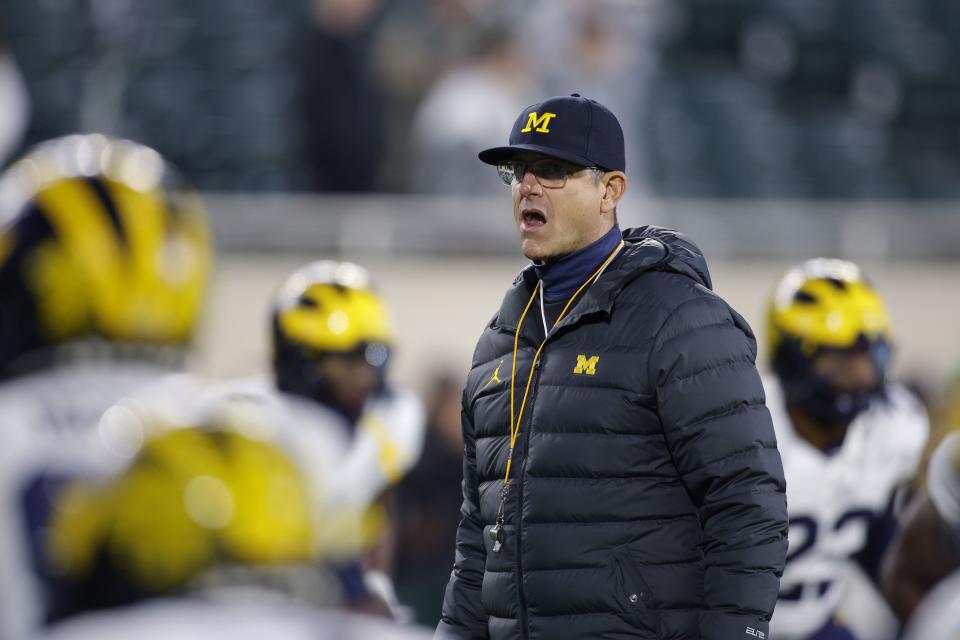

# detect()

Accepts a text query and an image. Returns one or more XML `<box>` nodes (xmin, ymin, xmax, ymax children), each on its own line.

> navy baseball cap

<box><xmin>478</xmin><ymin>94</ymin><xmax>625</xmax><ymax>171</ymax></box>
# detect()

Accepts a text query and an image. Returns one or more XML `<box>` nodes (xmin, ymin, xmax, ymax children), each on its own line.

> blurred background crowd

<box><xmin>5</xmin><ymin>0</ymin><xmax>960</xmax><ymax>198</ymax></box>
<box><xmin>2</xmin><ymin>0</ymin><xmax>960</xmax><ymax>638</ymax></box>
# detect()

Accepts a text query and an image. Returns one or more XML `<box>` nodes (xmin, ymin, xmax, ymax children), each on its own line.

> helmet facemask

<box><xmin>767</xmin><ymin>258</ymin><xmax>892</xmax><ymax>429</ymax></box>
<box><xmin>773</xmin><ymin>335</ymin><xmax>890</xmax><ymax>427</ymax></box>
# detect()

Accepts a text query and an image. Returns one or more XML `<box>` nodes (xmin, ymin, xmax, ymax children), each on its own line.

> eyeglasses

<box><xmin>496</xmin><ymin>159</ymin><xmax>603</xmax><ymax>188</ymax></box>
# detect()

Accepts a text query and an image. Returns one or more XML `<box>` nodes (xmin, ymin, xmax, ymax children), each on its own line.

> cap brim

<box><xmin>477</xmin><ymin>143</ymin><xmax>596</xmax><ymax>168</ymax></box>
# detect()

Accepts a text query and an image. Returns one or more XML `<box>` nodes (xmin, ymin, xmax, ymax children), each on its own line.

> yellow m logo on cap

<box><xmin>521</xmin><ymin>111</ymin><xmax>557</xmax><ymax>133</ymax></box>
<box><xmin>573</xmin><ymin>354</ymin><xmax>599</xmax><ymax>375</ymax></box>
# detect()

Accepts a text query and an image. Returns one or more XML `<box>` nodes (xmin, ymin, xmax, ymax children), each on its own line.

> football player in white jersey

<box><xmin>764</xmin><ymin>258</ymin><xmax>929</xmax><ymax>640</ymax></box>
<box><xmin>32</xmin><ymin>421</ymin><xmax>432</xmax><ymax>640</ymax></box>
<box><xmin>882</xmin><ymin>430</ymin><xmax>960</xmax><ymax>624</ymax></box>
<box><xmin>223</xmin><ymin>260</ymin><xmax>425</xmax><ymax>612</ymax></box>
<box><xmin>0</xmin><ymin>135</ymin><xmax>212</xmax><ymax>640</ymax></box>
<box><xmin>85</xmin><ymin>261</ymin><xmax>426</xmax><ymax>620</ymax></box>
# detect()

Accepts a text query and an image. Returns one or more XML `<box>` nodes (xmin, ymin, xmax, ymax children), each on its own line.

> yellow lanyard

<box><xmin>489</xmin><ymin>240</ymin><xmax>624</xmax><ymax>552</ymax></box>
<box><xmin>502</xmin><ymin>240</ymin><xmax>624</xmax><ymax>488</ymax></box>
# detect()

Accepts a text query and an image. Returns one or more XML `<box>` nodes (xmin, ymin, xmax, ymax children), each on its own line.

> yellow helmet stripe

<box><xmin>767</xmin><ymin>265</ymin><xmax>891</xmax><ymax>359</ymax></box>
<box><xmin>104</xmin><ymin>180</ymin><xmax>210</xmax><ymax>340</ymax></box>
<box><xmin>32</xmin><ymin>177</ymin><xmax>210</xmax><ymax>342</ymax></box>
<box><xmin>33</xmin><ymin>178</ymin><xmax>126</xmax><ymax>338</ymax></box>
<box><xmin>279</xmin><ymin>283</ymin><xmax>392</xmax><ymax>353</ymax></box>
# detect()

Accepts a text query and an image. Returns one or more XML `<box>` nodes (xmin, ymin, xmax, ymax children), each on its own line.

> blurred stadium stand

<box><xmin>3</xmin><ymin>0</ymin><xmax>307</xmax><ymax>190</ymax></box>
<box><xmin>648</xmin><ymin>0</ymin><xmax>960</xmax><ymax>198</ymax></box>
<box><xmin>200</xmin><ymin>194</ymin><xmax>960</xmax><ymax>261</ymax></box>
<box><xmin>5</xmin><ymin>0</ymin><xmax>960</xmax><ymax>198</ymax></box>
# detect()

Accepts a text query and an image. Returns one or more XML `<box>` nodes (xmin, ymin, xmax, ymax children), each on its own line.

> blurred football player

<box><xmin>33</xmin><ymin>423</ymin><xmax>431</xmax><ymax>640</ymax></box>
<box><xmin>765</xmin><ymin>258</ymin><xmax>929</xmax><ymax>640</ymax></box>
<box><xmin>881</xmin><ymin>430</ymin><xmax>960</xmax><ymax>624</ymax></box>
<box><xmin>268</xmin><ymin>260</ymin><xmax>425</xmax><ymax>611</ymax></box>
<box><xmin>89</xmin><ymin>260</ymin><xmax>425</xmax><ymax>621</ymax></box>
<box><xmin>0</xmin><ymin>134</ymin><xmax>212</xmax><ymax>640</ymax></box>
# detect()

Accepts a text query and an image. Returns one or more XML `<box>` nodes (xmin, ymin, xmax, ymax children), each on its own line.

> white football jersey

<box><xmin>191</xmin><ymin>378</ymin><xmax>426</xmax><ymax>511</ymax></box>
<box><xmin>341</xmin><ymin>387</ymin><xmax>427</xmax><ymax>507</ymax></box>
<box><xmin>0</xmin><ymin>362</ymin><xmax>186</xmax><ymax>640</ymax></box>
<box><xmin>766</xmin><ymin>379</ymin><xmax>929</xmax><ymax>640</ymax></box>
<box><xmin>31</xmin><ymin>596</ymin><xmax>433</xmax><ymax>640</ymax></box>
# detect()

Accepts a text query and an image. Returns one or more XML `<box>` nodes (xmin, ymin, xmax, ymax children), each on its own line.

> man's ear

<box><xmin>600</xmin><ymin>172</ymin><xmax>627</xmax><ymax>214</ymax></box>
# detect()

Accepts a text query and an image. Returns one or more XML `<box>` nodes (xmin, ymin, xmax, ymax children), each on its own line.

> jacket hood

<box><xmin>622</xmin><ymin>225</ymin><xmax>712</xmax><ymax>291</ymax></box>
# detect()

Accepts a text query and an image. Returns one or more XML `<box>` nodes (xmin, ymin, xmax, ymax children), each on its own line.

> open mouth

<box><xmin>521</xmin><ymin>209</ymin><xmax>547</xmax><ymax>227</ymax></box>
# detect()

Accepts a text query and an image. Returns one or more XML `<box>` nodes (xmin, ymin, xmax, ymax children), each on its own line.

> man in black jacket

<box><xmin>436</xmin><ymin>94</ymin><xmax>788</xmax><ymax>640</ymax></box>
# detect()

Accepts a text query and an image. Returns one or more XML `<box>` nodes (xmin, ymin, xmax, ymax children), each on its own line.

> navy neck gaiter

<box><xmin>533</xmin><ymin>224</ymin><xmax>622</xmax><ymax>303</ymax></box>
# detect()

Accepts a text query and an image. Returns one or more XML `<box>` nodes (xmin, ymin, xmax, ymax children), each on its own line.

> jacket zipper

<box><xmin>514</xmin><ymin>349</ymin><xmax>545</xmax><ymax>640</ymax></box>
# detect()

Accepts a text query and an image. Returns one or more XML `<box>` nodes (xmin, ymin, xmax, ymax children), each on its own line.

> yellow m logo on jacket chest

<box><xmin>573</xmin><ymin>354</ymin><xmax>599</xmax><ymax>375</ymax></box>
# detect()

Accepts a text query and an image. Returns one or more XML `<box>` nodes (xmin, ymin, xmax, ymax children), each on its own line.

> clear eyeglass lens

<box><xmin>496</xmin><ymin>160</ymin><xmax>585</xmax><ymax>188</ymax></box>
<box><xmin>530</xmin><ymin>161</ymin><xmax>569</xmax><ymax>186</ymax></box>
<box><xmin>496</xmin><ymin>164</ymin><xmax>514</xmax><ymax>185</ymax></box>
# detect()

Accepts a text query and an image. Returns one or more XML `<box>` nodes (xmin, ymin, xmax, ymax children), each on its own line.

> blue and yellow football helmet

<box><xmin>767</xmin><ymin>258</ymin><xmax>891</xmax><ymax>424</ymax></box>
<box><xmin>270</xmin><ymin>261</ymin><xmax>393</xmax><ymax>416</ymax></box>
<box><xmin>46</xmin><ymin>426</ymin><xmax>317</xmax><ymax>612</ymax></box>
<box><xmin>0</xmin><ymin>134</ymin><xmax>211</xmax><ymax>377</ymax></box>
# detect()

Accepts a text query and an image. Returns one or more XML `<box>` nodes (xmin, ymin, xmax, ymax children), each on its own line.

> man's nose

<box><xmin>518</xmin><ymin>169</ymin><xmax>542</xmax><ymax>195</ymax></box>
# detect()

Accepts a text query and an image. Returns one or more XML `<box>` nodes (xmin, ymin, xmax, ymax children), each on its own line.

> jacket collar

<box><xmin>494</xmin><ymin>231</ymin><xmax>674</xmax><ymax>334</ymax></box>
<box><xmin>532</xmin><ymin>224</ymin><xmax>622</xmax><ymax>303</ymax></box>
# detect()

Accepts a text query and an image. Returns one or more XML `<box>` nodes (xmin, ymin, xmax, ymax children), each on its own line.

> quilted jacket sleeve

<box><xmin>436</xmin><ymin>408</ymin><xmax>489</xmax><ymax>639</ymax></box>
<box><xmin>649</xmin><ymin>293</ymin><xmax>788</xmax><ymax>640</ymax></box>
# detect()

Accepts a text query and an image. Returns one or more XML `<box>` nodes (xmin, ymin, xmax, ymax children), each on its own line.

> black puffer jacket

<box><xmin>438</xmin><ymin>227</ymin><xmax>788</xmax><ymax>640</ymax></box>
